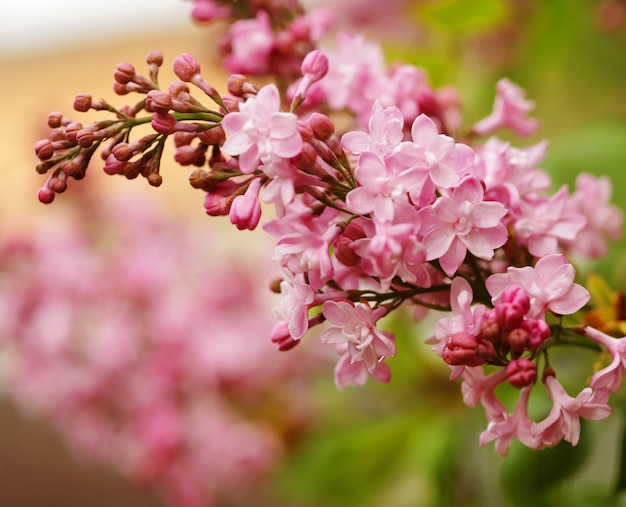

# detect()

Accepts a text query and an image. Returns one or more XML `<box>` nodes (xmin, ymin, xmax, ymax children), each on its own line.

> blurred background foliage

<box><xmin>261</xmin><ymin>1</ymin><xmax>626</xmax><ymax>506</ymax></box>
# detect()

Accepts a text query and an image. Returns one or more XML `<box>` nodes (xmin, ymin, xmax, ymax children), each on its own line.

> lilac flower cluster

<box><xmin>33</xmin><ymin>0</ymin><xmax>625</xmax><ymax>454</ymax></box>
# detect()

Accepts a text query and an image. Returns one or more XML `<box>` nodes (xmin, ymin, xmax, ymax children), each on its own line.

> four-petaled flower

<box><xmin>486</xmin><ymin>254</ymin><xmax>590</xmax><ymax>318</ymax></box>
<box><xmin>320</xmin><ymin>300</ymin><xmax>396</xmax><ymax>388</ymax></box>
<box><xmin>222</xmin><ymin>84</ymin><xmax>303</xmax><ymax>173</ymax></box>
<box><xmin>419</xmin><ymin>175</ymin><xmax>508</xmax><ymax>277</ymax></box>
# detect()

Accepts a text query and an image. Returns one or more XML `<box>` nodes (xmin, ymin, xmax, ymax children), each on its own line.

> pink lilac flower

<box><xmin>514</xmin><ymin>185</ymin><xmax>587</xmax><ymax>257</ymax></box>
<box><xmin>486</xmin><ymin>253</ymin><xmax>590</xmax><ymax>318</ymax></box>
<box><xmin>472</xmin><ymin>137</ymin><xmax>551</xmax><ymax>214</ymax></box>
<box><xmin>345</xmin><ymin>151</ymin><xmax>423</xmax><ymax>223</ymax></box>
<box><xmin>221</xmin><ymin>83</ymin><xmax>303</xmax><ymax>173</ymax></box>
<box><xmin>473</xmin><ymin>78</ymin><xmax>540</xmax><ymax>137</ymax></box>
<box><xmin>223</xmin><ymin>10</ymin><xmax>275</xmax><ymax>75</ymax></box>
<box><xmin>318</xmin><ymin>31</ymin><xmax>387</xmax><ymax>124</ymax></box>
<box><xmin>320</xmin><ymin>300</ymin><xmax>395</xmax><ymax>388</ymax></box>
<box><xmin>350</xmin><ymin>219</ymin><xmax>430</xmax><ymax>291</ymax></box>
<box><xmin>479</xmin><ymin>385</ymin><xmax>542</xmax><ymax>456</ymax></box>
<box><xmin>402</xmin><ymin>113</ymin><xmax>475</xmax><ymax>189</ymax></box>
<box><xmin>566</xmin><ymin>173</ymin><xmax>623</xmax><ymax>258</ymax></box>
<box><xmin>583</xmin><ymin>326</ymin><xmax>626</xmax><ymax>392</ymax></box>
<box><xmin>419</xmin><ymin>175</ymin><xmax>508</xmax><ymax>277</ymax></box>
<box><xmin>341</xmin><ymin>101</ymin><xmax>405</xmax><ymax>157</ymax></box>
<box><xmin>432</xmin><ymin>277</ymin><xmax>489</xmax><ymax>379</ymax></box>
<box><xmin>533</xmin><ymin>375</ymin><xmax>612</xmax><ymax>447</ymax></box>
<box><xmin>272</xmin><ymin>271</ymin><xmax>317</xmax><ymax>339</ymax></box>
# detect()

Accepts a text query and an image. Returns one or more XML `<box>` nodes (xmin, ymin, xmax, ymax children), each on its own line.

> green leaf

<box><xmin>412</xmin><ymin>0</ymin><xmax>510</xmax><ymax>36</ymax></box>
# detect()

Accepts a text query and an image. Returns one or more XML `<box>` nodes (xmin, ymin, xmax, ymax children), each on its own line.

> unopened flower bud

<box><xmin>270</xmin><ymin>321</ymin><xmax>300</xmax><ymax>351</ymax></box>
<box><xmin>173</xmin><ymin>53</ymin><xmax>201</xmax><ymax>82</ymax></box>
<box><xmin>197</xmin><ymin>125</ymin><xmax>226</xmax><ymax>146</ymax></box>
<box><xmin>73</xmin><ymin>93</ymin><xmax>93</xmax><ymax>112</ymax></box>
<box><xmin>37</xmin><ymin>186</ymin><xmax>55</xmax><ymax>204</ymax></box>
<box><xmin>499</xmin><ymin>286</ymin><xmax>531</xmax><ymax>313</ymax></box>
<box><xmin>226</xmin><ymin>74</ymin><xmax>255</xmax><ymax>96</ymax></box>
<box><xmin>229</xmin><ymin>178</ymin><xmax>262</xmax><ymax>231</ymax></box>
<box><xmin>114</xmin><ymin>62</ymin><xmax>136</xmax><ymax>85</ymax></box>
<box><xmin>301</xmin><ymin>50</ymin><xmax>329</xmax><ymax>83</ymax></box>
<box><xmin>479</xmin><ymin>316</ymin><xmax>502</xmax><ymax>343</ymax></box>
<box><xmin>113</xmin><ymin>142</ymin><xmax>138</xmax><ymax>162</ymax></box>
<box><xmin>103</xmin><ymin>154</ymin><xmax>127</xmax><ymax>175</ymax></box>
<box><xmin>174</xmin><ymin>145</ymin><xmax>206</xmax><ymax>166</ymax></box>
<box><xmin>506</xmin><ymin>327</ymin><xmax>531</xmax><ymax>352</ymax></box>
<box><xmin>151</xmin><ymin>113</ymin><xmax>178</xmax><ymax>135</ymax></box>
<box><xmin>506</xmin><ymin>358</ymin><xmax>536</xmax><ymax>388</ymax></box>
<box><xmin>442</xmin><ymin>333</ymin><xmax>480</xmax><ymax>366</ymax></box>
<box><xmin>47</xmin><ymin>112</ymin><xmax>65</xmax><ymax>128</ymax></box>
<box><xmin>64</xmin><ymin>121</ymin><xmax>83</xmax><ymax>144</ymax></box>
<box><xmin>308</xmin><ymin>113</ymin><xmax>334</xmax><ymax>140</ymax></box>
<box><xmin>76</xmin><ymin>128</ymin><xmax>95</xmax><ymax>148</ymax></box>
<box><xmin>34</xmin><ymin>139</ymin><xmax>54</xmax><ymax>160</ymax></box>
<box><xmin>146</xmin><ymin>50</ymin><xmax>163</xmax><ymax>67</ymax></box>
<box><xmin>146</xmin><ymin>90</ymin><xmax>173</xmax><ymax>114</ymax></box>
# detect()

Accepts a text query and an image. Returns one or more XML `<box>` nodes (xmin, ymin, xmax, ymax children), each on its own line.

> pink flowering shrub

<box><xmin>30</xmin><ymin>0</ymin><xmax>626</xmax><ymax>462</ymax></box>
<box><xmin>0</xmin><ymin>189</ymin><xmax>322</xmax><ymax>507</ymax></box>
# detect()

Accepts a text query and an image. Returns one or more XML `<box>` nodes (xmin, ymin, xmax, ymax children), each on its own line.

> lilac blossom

<box><xmin>584</xmin><ymin>326</ymin><xmax>626</xmax><ymax>392</ymax></box>
<box><xmin>473</xmin><ymin>78</ymin><xmax>540</xmax><ymax>137</ymax></box>
<box><xmin>222</xmin><ymin>83</ymin><xmax>303</xmax><ymax>173</ymax></box>
<box><xmin>514</xmin><ymin>185</ymin><xmax>587</xmax><ymax>257</ymax></box>
<box><xmin>533</xmin><ymin>375</ymin><xmax>612</xmax><ymax>447</ymax></box>
<box><xmin>320</xmin><ymin>300</ymin><xmax>395</xmax><ymax>388</ymax></box>
<box><xmin>486</xmin><ymin>254</ymin><xmax>590</xmax><ymax>318</ymax></box>
<box><xmin>419</xmin><ymin>175</ymin><xmax>508</xmax><ymax>277</ymax></box>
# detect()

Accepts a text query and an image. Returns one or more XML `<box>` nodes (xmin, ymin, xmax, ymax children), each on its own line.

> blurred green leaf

<box><xmin>501</xmin><ymin>424</ymin><xmax>593</xmax><ymax>506</ymax></box>
<box><xmin>412</xmin><ymin>0</ymin><xmax>510</xmax><ymax>36</ymax></box>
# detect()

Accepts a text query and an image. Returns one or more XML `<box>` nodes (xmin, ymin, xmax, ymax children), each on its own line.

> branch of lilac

<box><xmin>33</xmin><ymin>0</ymin><xmax>625</xmax><ymax>456</ymax></box>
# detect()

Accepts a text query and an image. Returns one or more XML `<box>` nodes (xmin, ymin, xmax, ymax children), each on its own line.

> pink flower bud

<box><xmin>308</xmin><ymin>113</ymin><xmax>334</xmax><ymax>140</ymax></box>
<box><xmin>112</xmin><ymin>142</ymin><xmax>137</xmax><ymax>162</ymax></box>
<box><xmin>75</xmin><ymin>128</ymin><xmax>95</xmax><ymax>148</ymax></box>
<box><xmin>103</xmin><ymin>154</ymin><xmax>127</xmax><ymax>175</ymax></box>
<box><xmin>47</xmin><ymin>112</ymin><xmax>65</xmax><ymax>128</ymax></box>
<box><xmin>203</xmin><ymin>180</ymin><xmax>239</xmax><ymax>216</ymax></box>
<box><xmin>442</xmin><ymin>333</ymin><xmax>482</xmax><ymax>366</ymax></box>
<box><xmin>506</xmin><ymin>358</ymin><xmax>536</xmax><ymax>388</ymax></box>
<box><xmin>499</xmin><ymin>286</ymin><xmax>531</xmax><ymax>313</ymax></box>
<box><xmin>173</xmin><ymin>53</ymin><xmax>201</xmax><ymax>82</ymax></box>
<box><xmin>34</xmin><ymin>139</ymin><xmax>54</xmax><ymax>160</ymax></box>
<box><xmin>197</xmin><ymin>126</ymin><xmax>226</xmax><ymax>146</ymax></box>
<box><xmin>37</xmin><ymin>186</ymin><xmax>55</xmax><ymax>204</ymax></box>
<box><xmin>146</xmin><ymin>90</ymin><xmax>173</xmax><ymax>114</ymax></box>
<box><xmin>73</xmin><ymin>93</ymin><xmax>93</xmax><ymax>112</ymax></box>
<box><xmin>479</xmin><ymin>316</ymin><xmax>502</xmax><ymax>343</ymax></box>
<box><xmin>114</xmin><ymin>62</ymin><xmax>136</xmax><ymax>85</ymax></box>
<box><xmin>229</xmin><ymin>178</ymin><xmax>262</xmax><ymax>231</ymax></box>
<box><xmin>191</xmin><ymin>0</ymin><xmax>231</xmax><ymax>22</ymax></box>
<box><xmin>506</xmin><ymin>327</ymin><xmax>531</xmax><ymax>352</ymax></box>
<box><xmin>270</xmin><ymin>321</ymin><xmax>300</xmax><ymax>351</ymax></box>
<box><xmin>521</xmin><ymin>318</ymin><xmax>551</xmax><ymax>349</ymax></box>
<box><xmin>64</xmin><ymin>121</ymin><xmax>83</xmax><ymax>144</ymax></box>
<box><xmin>151</xmin><ymin>113</ymin><xmax>178</xmax><ymax>135</ymax></box>
<box><xmin>301</xmin><ymin>50</ymin><xmax>329</xmax><ymax>83</ymax></box>
<box><xmin>146</xmin><ymin>50</ymin><xmax>163</xmax><ymax>67</ymax></box>
<box><xmin>174</xmin><ymin>145</ymin><xmax>206</xmax><ymax>166</ymax></box>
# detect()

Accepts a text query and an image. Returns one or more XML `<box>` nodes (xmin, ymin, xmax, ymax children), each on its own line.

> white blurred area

<box><xmin>0</xmin><ymin>0</ymin><xmax>190</xmax><ymax>57</ymax></box>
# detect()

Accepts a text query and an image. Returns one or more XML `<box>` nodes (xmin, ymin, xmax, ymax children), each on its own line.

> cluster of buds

<box><xmin>32</xmin><ymin>0</ymin><xmax>625</xmax><ymax>456</ymax></box>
